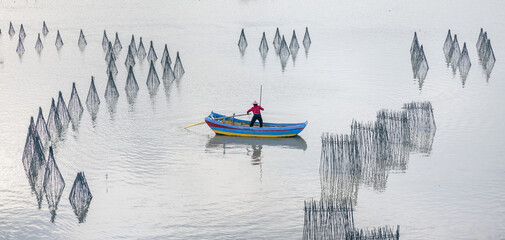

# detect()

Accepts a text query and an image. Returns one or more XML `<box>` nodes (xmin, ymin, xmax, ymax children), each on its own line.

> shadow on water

<box><xmin>205</xmin><ymin>135</ymin><xmax>307</xmax><ymax>164</ymax></box>
<box><xmin>239</xmin><ymin>48</ymin><xmax>247</xmax><ymax>58</ymax></box>
<box><xmin>126</xmin><ymin>93</ymin><xmax>138</xmax><ymax>114</ymax></box>
<box><xmin>126</xmin><ymin>90</ymin><xmax>138</xmax><ymax>109</ymax></box>
<box><xmin>149</xmin><ymin>90</ymin><xmax>159</xmax><ymax>107</ymax></box>
<box><xmin>163</xmin><ymin>80</ymin><xmax>173</xmax><ymax>103</ymax></box>
<box><xmin>86</xmin><ymin>103</ymin><xmax>100</xmax><ymax>127</ymax></box>
<box><xmin>260</xmin><ymin>52</ymin><xmax>267</xmax><ymax>68</ymax></box>
<box><xmin>105</xmin><ymin>97</ymin><xmax>118</xmax><ymax>120</ymax></box>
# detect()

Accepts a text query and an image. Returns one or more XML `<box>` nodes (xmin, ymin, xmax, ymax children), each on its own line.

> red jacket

<box><xmin>247</xmin><ymin>105</ymin><xmax>264</xmax><ymax>114</ymax></box>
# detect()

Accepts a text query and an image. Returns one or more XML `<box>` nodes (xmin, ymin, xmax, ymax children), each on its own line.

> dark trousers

<box><xmin>250</xmin><ymin>114</ymin><xmax>263</xmax><ymax>127</ymax></box>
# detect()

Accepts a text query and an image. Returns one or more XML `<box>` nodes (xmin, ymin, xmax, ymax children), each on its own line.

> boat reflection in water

<box><xmin>205</xmin><ymin>135</ymin><xmax>307</xmax><ymax>165</ymax></box>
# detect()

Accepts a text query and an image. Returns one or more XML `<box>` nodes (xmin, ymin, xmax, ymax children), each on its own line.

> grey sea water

<box><xmin>1</xmin><ymin>0</ymin><xmax>505</xmax><ymax>239</ymax></box>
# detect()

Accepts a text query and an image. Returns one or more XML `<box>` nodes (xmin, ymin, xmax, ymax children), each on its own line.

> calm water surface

<box><xmin>1</xmin><ymin>0</ymin><xmax>505</xmax><ymax>239</ymax></box>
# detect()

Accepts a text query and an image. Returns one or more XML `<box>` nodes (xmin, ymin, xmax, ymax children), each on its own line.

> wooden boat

<box><xmin>205</xmin><ymin>112</ymin><xmax>307</xmax><ymax>137</ymax></box>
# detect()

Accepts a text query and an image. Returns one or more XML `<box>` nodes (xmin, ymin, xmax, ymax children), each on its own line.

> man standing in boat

<box><xmin>247</xmin><ymin>101</ymin><xmax>264</xmax><ymax>127</ymax></box>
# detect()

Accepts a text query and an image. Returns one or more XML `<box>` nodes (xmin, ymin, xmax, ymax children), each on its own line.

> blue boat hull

<box><xmin>205</xmin><ymin>112</ymin><xmax>307</xmax><ymax>138</ymax></box>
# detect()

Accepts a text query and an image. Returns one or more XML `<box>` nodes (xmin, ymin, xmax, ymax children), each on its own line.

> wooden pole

<box><xmin>183</xmin><ymin>113</ymin><xmax>250</xmax><ymax>129</ymax></box>
<box><xmin>259</xmin><ymin>85</ymin><xmax>263</xmax><ymax>106</ymax></box>
<box><xmin>182</xmin><ymin>121</ymin><xmax>207</xmax><ymax>129</ymax></box>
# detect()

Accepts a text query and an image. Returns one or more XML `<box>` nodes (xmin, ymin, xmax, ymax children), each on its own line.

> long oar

<box><xmin>259</xmin><ymin>85</ymin><xmax>263</xmax><ymax>106</ymax></box>
<box><xmin>183</xmin><ymin>113</ymin><xmax>249</xmax><ymax>129</ymax></box>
